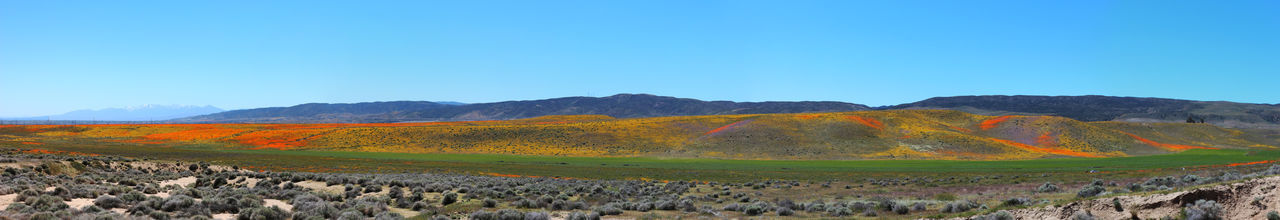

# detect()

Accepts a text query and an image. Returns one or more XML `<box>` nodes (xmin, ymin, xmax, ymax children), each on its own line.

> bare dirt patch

<box><xmin>161</xmin><ymin>176</ymin><xmax>197</xmax><ymax>188</ymax></box>
<box><xmin>294</xmin><ymin>180</ymin><xmax>343</xmax><ymax>194</ymax></box>
<box><xmin>0</xmin><ymin>194</ymin><xmax>16</xmax><ymax>211</ymax></box>
<box><xmin>999</xmin><ymin>176</ymin><xmax>1280</xmax><ymax>219</ymax></box>
<box><xmin>263</xmin><ymin>199</ymin><xmax>292</xmax><ymax>211</ymax></box>
<box><xmin>67</xmin><ymin>198</ymin><xmax>94</xmax><ymax>210</ymax></box>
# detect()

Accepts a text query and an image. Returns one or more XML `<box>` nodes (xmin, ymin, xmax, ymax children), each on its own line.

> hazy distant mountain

<box><xmin>885</xmin><ymin>95</ymin><xmax>1280</xmax><ymax>128</ymax></box>
<box><xmin>177</xmin><ymin>94</ymin><xmax>871</xmax><ymax>123</ymax></box>
<box><xmin>179</xmin><ymin>101</ymin><xmax>450</xmax><ymax>123</ymax></box>
<box><xmin>6</xmin><ymin>105</ymin><xmax>224</xmax><ymax>121</ymax></box>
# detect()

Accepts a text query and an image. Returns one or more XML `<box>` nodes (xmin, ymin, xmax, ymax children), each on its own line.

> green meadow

<box><xmin>5</xmin><ymin>141</ymin><xmax>1277</xmax><ymax>182</ymax></box>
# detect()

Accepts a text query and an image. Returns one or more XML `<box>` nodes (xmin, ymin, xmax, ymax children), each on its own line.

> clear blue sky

<box><xmin>2</xmin><ymin>1</ymin><xmax>1278</xmax><ymax>117</ymax></box>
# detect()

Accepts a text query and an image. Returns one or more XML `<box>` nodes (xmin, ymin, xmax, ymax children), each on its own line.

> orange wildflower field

<box><xmin>0</xmin><ymin>110</ymin><xmax>1274</xmax><ymax>160</ymax></box>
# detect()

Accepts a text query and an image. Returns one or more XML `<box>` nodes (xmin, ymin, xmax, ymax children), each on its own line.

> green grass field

<box><xmin>4</xmin><ymin>140</ymin><xmax>1278</xmax><ymax>182</ymax></box>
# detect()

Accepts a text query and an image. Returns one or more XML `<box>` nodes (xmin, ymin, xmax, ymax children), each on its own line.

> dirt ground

<box><xmin>994</xmin><ymin>176</ymin><xmax>1280</xmax><ymax>219</ymax></box>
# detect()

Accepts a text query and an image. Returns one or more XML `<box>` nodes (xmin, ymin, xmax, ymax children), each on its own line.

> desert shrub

<box><xmin>777</xmin><ymin>199</ymin><xmax>796</xmax><ymax>210</ymax></box>
<box><xmin>94</xmin><ymin>195</ymin><xmax>126</xmax><ymax>209</ymax></box>
<box><xmin>594</xmin><ymin>204</ymin><xmax>623</xmax><ymax>216</ymax></box>
<box><xmin>373</xmin><ymin>212</ymin><xmax>403</xmax><ymax>220</ymax></box>
<box><xmin>291</xmin><ymin>194</ymin><xmax>338</xmax><ymax>219</ymax></box>
<box><xmin>468</xmin><ymin>210</ymin><xmax>495</xmax><ymax>220</ymax></box>
<box><xmin>121</xmin><ymin>191</ymin><xmax>147</xmax><ymax>203</ymax></box>
<box><xmin>1267</xmin><ymin>210</ymin><xmax>1280</xmax><ymax>220</ymax></box>
<box><xmin>441</xmin><ymin>192</ymin><xmax>457</xmax><ymax>206</ymax></box>
<box><xmin>1077</xmin><ymin>185</ymin><xmax>1106</xmax><ymax>198</ymax></box>
<box><xmin>1071</xmin><ymin>210</ymin><xmax>1094</xmax><ymax>220</ymax></box>
<box><xmin>654</xmin><ymin>199</ymin><xmax>677</xmax><ymax>210</ymax></box>
<box><xmin>1113</xmin><ymin>198</ymin><xmax>1124</xmax><ymax>212</ymax></box>
<box><xmin>337</xmin><ymin>211</ymin><xmax>364</xmax><ymax>220</ymax></box>
<box><xmin>350</xmin><ymin>197</ymin><xmax>389</xmax><ymax>217</ymax></box>
<box><xmin>941</xmin><ymin>200</ymin><xmax>975</xmax><ymax>213</ymax></box>
<box><xmin>1037</xmin><ymin>182</ymin><xmax>1060</xmax><ymax>193</ymax></box>
<box><xmin>776</xmin><ymin>207</ymin><xmax>794</xmax><ymax>216</ymax></box>
<box><xmin>722</xmin><ymin>203</ymin><xmax>741</xmax><ymax>211</ymax></box>
<box><xmin>386</xmin><ymin>186</ymin><xmax>403</xmax><ymax>200</ymax></box>
<box><xmin>30</xmin><ymin>212</ymin><xmax>56</xmax><ymax>220</ymax></box>
<box><xmin>912</xmin><ymin>202</ymin><xmax>927</xmax><ymax>211</ymax></box>
<box><xmin>237</xmin><ymin>206</ymin><xmax>290</xmax><ymax>220</ymax></box>
<box><xmin>149</xmin><ymin>211</ymin><xmax>172</xmax><ymax>220</ymax></box>
<box><xmin>513</xmin><ymin>198</ymin><xmax>538</xmax><ymax>209</ymax></box>
<box><xmin>826</xmin><ymin>206</ymin><xmax>852</xmax><ymax>216</ymax></box>
<box><xmin>1003</xmin><ymin>197</ymin><xmax>1031</xmax><ymax>207</ymax></box>
<box><xmin>15</xmin><ymin>189</ymin><xmax>40</xmax><ymax>202</ymax></box>
<box><xmin>566</xmin><ymin>211</ymin><xmax>600</xmax><ymax>220</ymax></box>
<box><xmin>862</xmin><ymin>208</ymin><xmax>877</xmax><ymax>217</ymax></box>
<box><xmin>1184</xmin><ymin>199</ymin><xmax>1222</xmax><ymax>220</ymax></box>
<box><xmin>80</xmin><ymin>204</ymin><xmax>105</xmax><ymax>213</ymax></box>
<box><xmin>524</xmin><ymin>211</ymin><xmax>550</xmax><ymax>220</ymax></box>
<box><xmin>849</xmin><ymin>202</ymin><xmax>868</xmax><ymax>212</ymax></box>
<box><xmin>482</xmin><ymin>198</ymin><xmax>497</xmax><ymax>208</ymax></box>
<box><xmin>977</xmin><ymin>210</ymin><xmax>1013</xmax><ymax>220</ymax></box>
<box><xmin>496</xmin><ymin>209</ymin><xmax>525</xmax><ymax>220</ymax></box>
<box><xmin>25</xmin><ymin>195</ymin><xmax>70</xmax><ymax>212</ymax></box>
<box><xmin>892</xmin><ymin>203</ymin><xmax>909</xmax><ymax>214</ymax></box>
<box><xmin>161</xmin><ymin>195</ymin><xmax>196</xmax><ymax>212</ymax></box>
<box><xmin>1182</xmin><ymin>175</ymin><xmax>1203</xmax><ymax>185</ymax></box>
<box><xmin>742</xmin><ymin>203</ymin><xmax>766</xmax><ymax>216</ymax></box>
<box><xmin>678</xmin><ymin>199</ymin><xmax>696</xmax><ymax>212</ymax></box>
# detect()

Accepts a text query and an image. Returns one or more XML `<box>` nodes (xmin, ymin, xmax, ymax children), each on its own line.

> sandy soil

<box><xmin>148</xmin><ymin>192</ymin><xmax>171</xmax><ymax>198</ymax></box>
<box><xmin>263</xmin><ymin>199</ymin><xmax>293</xmax><ymax>211</ymax></box>
<box><xmin>0</xmin><ymin>161</ymin><xmax>36</xmax><ymax>169</ymax></box>
<box><xmin>994</xmin><ymin>176</ymin><xmax>1280</xmax><ymax>219</ymax></box>
<box><xmin>294</xmin><ymin>180</ymin><xmax>343</xmax><ymax>194</ymax></box>
<box><xmin>160</xmin><ymin>176</ymin><xmax>197</xmax><ymax>188</ymax></box>
<box><xmin>243</xmin><ymin>177</ymin><xmax>260</xmax><ymax>187</ymax></box>
<box><xmin>389</xmin><ymin>207</ymin><xmax>417</xmax><ymax>218</ymax></box>
<box><xmin>212</xmin><ymin>213</ymin><xmax>235</xmax><ymax>220</ymax></box>
<box><xmin>0</xmin><ymin>194</ymin><xmax>16</xmax><ymax>211</ymax></box>
<box><xmin>66</xmin><ymin>198</ymin><xmax>94</xmax><ymax>210</ymax></box>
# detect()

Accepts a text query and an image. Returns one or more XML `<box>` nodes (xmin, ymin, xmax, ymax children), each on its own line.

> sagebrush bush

<box><xmin>94</xmin><ymin>195</ymin><xmax>126</xmax><ymax>209</ymax></box>
<box><xmin>566</xmin><ymin>211</ymin><xmax>601</xmax><ymax>220</ymax></box>
<box><xmin>237</xmin><ymin>206</ymin><xmax>291</xmax><ymax>220</ymax></box>
<box><xmin>941</xmin><ymin>200</ymin><xmax>975</xmax><ymax>213</ymax></box>
<box><xmin>441</xmin><ymin>192</ymin><xmax>457</xmax><ymax>206</ymax></box>
<box><xmin>1077</xmin><ymin>185</ymin><xmax>1105</xmax><ymax>198</ymax></box>
<box><xmin>892</xmin><ymin>203</ymin><xmax>909</xmax><ymax>214</ymax></box>
<box><xmin>1037</xmin><ymin>182</ymin><xmax>1060</xmax><ymax>193</ymax></box>
<box><xmin>776</xmin><ymin>207</ymin><xmax>794</xmax><ymax>216</ymax></box>
<box><xmin>1070</xmin><ymin>210</ymin><xmax>1094</xmax><ymax>220</ymax></box>
<box><xmin>1184</xmin><ymin>199</ymin><xmax>1222</xmax><ymax>220</ymax></box>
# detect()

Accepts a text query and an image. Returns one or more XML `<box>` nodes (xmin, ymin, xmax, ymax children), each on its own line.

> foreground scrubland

<box><xmin>3</xmin><ymin>148</ymin><xmax>1280</xmax><ymax>219</ymax></box>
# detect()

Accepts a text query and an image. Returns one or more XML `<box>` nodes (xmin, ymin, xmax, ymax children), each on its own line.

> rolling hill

<box><xmin>177</xmin><ymin>94</ymin><xmax>871</xmax><ymax>123</ymax></box>
<box><xmin>886</xmin><ymin>95</ymin><xmax>1280</xmax><ymax>128</ymax></box>
<box><xmin>7</xmin><ymin>110</ymin><xmax>1276</xmax><ymax>160</ymax></box>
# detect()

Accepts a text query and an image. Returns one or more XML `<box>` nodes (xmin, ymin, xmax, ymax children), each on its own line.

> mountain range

<box><xmin>3</xmin><ymin>105</ymin><xmax>224</xmax><ymax>121</ymax></box>
<box><xmin>175</xmin><ymin>94</ymin><xmax>871</xmax><ymax>123</ymax></box>
<box><xmin>173</xmin><ymin>94</ymin><xmax>1280</xmax><ymax>128</ymax></box>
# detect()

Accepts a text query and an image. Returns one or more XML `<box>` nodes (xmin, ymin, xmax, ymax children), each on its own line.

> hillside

<box><xmin>177</xmin><ymin>94</ymin><xmax>870</xmax><ymax>123</ymax></box>
<box><xmin>6</xmin><ymin>110</ymin><xmax>1276</xmax><ymax>160</ymax></box>
<box><xmin>887</xmin><ymin>95</ymin><xmax>1280</xmax><ymax>128</ymax></box>
<box><xmin>178</xmin><ymin>101</ymin><xmax>450</xmax><ymax>123</ymax></box>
